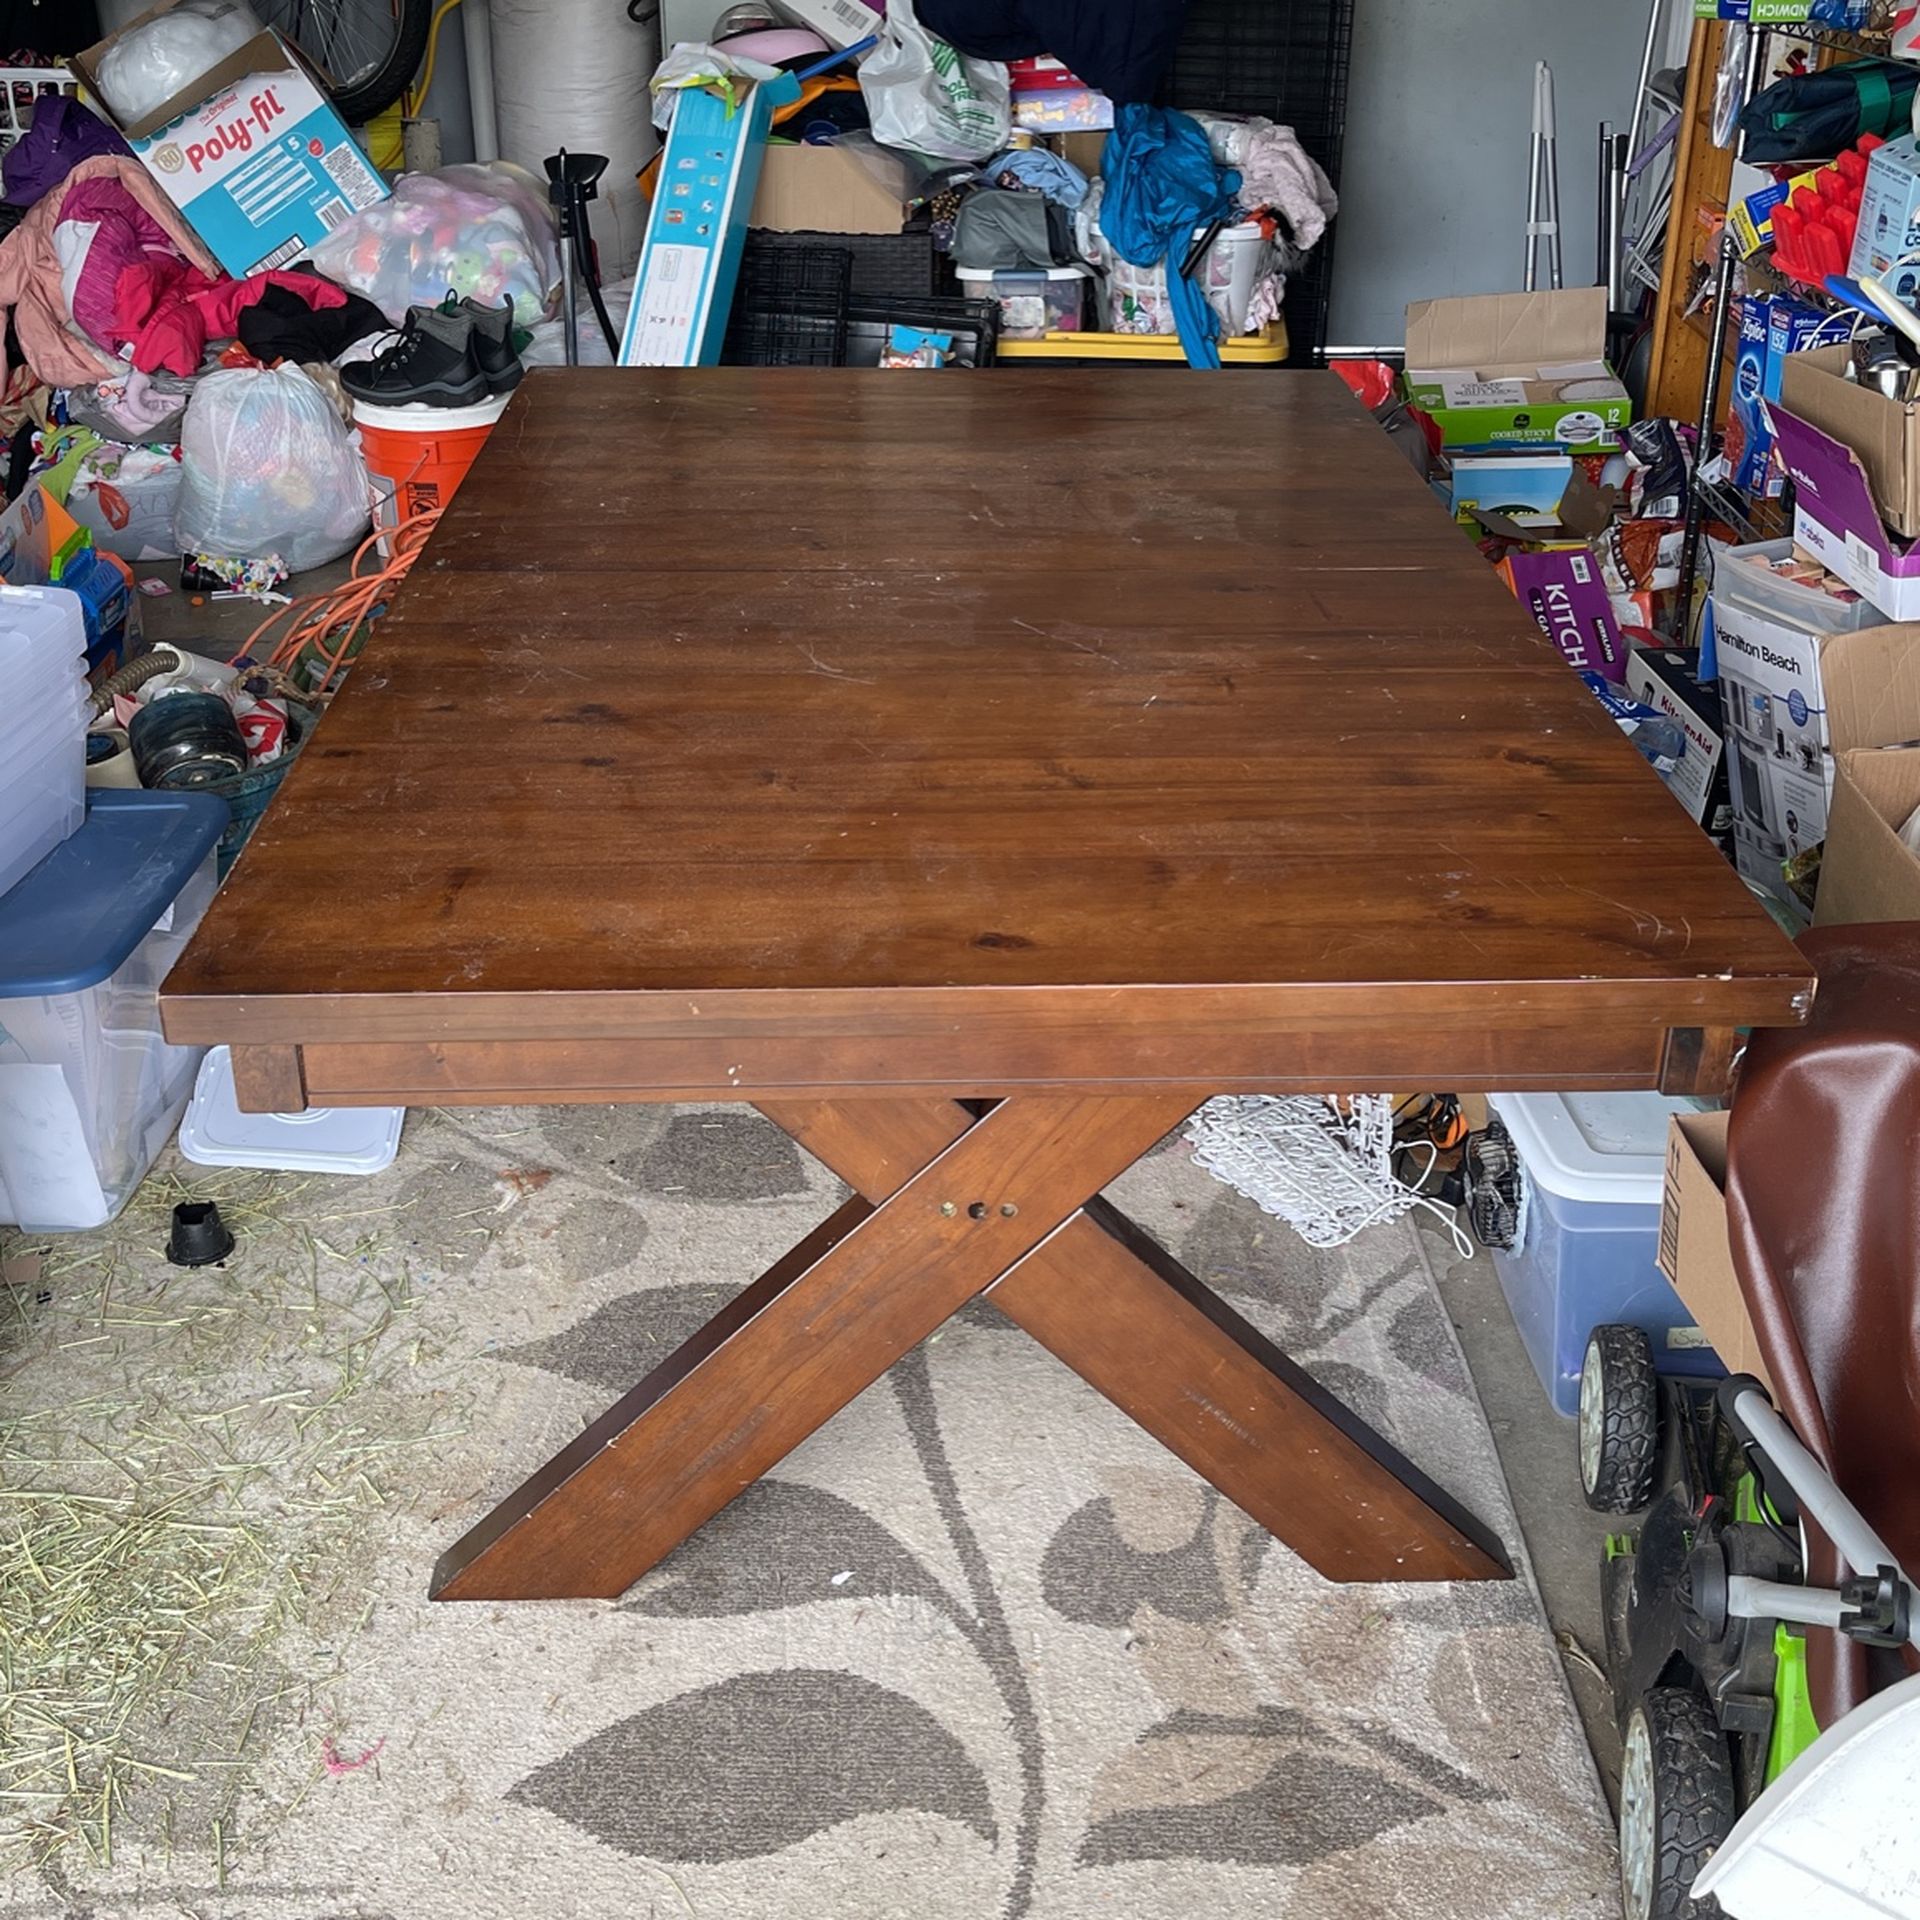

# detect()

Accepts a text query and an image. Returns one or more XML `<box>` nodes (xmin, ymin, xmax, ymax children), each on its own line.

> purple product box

<box><xmin>1773</xmin><ymin>407</ymin><xmax>1920</xmax><ymax>619</ymax></box>
<box><xmin>1503</xmin><ymin>546</ymin><xmax>1628</xmax><ymax>680</ymax></box>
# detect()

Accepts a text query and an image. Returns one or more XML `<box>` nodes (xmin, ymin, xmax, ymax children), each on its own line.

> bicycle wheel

<box><xmin>254</xmin><ymin>0</ymin><xmax>432</xmax><ymax>123</ymax></box>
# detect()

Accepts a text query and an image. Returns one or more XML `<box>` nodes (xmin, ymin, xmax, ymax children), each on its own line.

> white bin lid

<box><xmin>178</xmin><ymin>1047</ymin><xmax>403</xmax><ymax>1175</ymax></box>
<box><xmin>1487</xmin><ymin>1090</ymin><xmax>1708</xmax><ymax>1205</ymax></box>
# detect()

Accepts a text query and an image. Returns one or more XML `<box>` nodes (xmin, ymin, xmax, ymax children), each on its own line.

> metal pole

<box><xmin>1526</xmin><ymin>65</ymin><xmax>1545</xmax><ymax>291</ymax></box>
<box><xmin>1598</xmin><ymin>120</ymin><xmax>1615</xmax><ymax>290</ymax></box>
<box><xmin>1542</xmin><ymin>67</ymin><xmax>1564</xmax><ymax>290</ymax></box>
<box><xmin>1674</xmin><ymin>25</ymin><xmax>1767</xmax><ymax>636</ymax></box>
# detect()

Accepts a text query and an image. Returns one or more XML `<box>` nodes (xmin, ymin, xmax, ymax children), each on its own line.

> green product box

<box><xmin>1403</xmin><ymin>287</ymin><xmax>1633</xmax><ymax>450</ymax></box>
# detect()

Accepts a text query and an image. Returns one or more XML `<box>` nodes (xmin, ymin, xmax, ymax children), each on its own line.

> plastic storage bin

<box><xmin>955</xmin><ymin>265</ymin><xmax>1090</xmax><ymax>339</ymax></box>
<box><xmin>0</xmin><ymin>790</ymin><xmax>228</xmax><ymax>1231</ymax></box>
<box><xmin>1486</xmin><ymin>1090</ymin><xmax>1723</xmax><ymax>1417</ymax></box>
<box><xmin>0</xmin><ymin>583</ymin><xmax>88</xmax><ymax>899</ymax></box>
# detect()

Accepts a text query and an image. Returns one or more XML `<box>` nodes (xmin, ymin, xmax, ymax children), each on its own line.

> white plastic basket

<box><xmin>0</xmin><ymin>68</ymin><xmax>78</xmax><ymax>154</ymax></box>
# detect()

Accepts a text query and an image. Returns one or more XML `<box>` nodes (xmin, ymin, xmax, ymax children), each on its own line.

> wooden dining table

<box><xmin>159</xmin><ymin>368</ymin><xmax>1814</xmax><ymax>1604</ymax></box>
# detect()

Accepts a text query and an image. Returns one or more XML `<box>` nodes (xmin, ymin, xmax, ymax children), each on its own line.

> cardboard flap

<box><xmin>1405</xmin><ymin>287</ymin><xmax>1608</xmax><ymax>371</ymax></box>
<box><xmin>1772</xmin><ymin>404</ymin><xmax>1904</xmax><ymax>563</ymax></box>
<box><xmin>1820</xmin><ymin>624</ymin><xmax>1920</xmax><ymax>755</ymax></box>
<box><xmin>1816</xmin><ymin>746</ymin><xmax>1920</xmax><ymax>926</ymax></box>
<box><xmin>1779</xmin><ymin>343</ymin><xmax>1920</xmax><ymax>538</ymax></box>
<box><xmin>750</xmin><ymin>145</ymin><xmax>905</xmax><ymax>235</ymax></box>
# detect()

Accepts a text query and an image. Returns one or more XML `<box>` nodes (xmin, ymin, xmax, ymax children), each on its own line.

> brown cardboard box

<box><xmin>1781</xmin><ymin>342</ymin><xmax>1920</xmax><ymax>540</ymax></box>
<box><xmin>749</xmin><ymin>146</ymin><xmax>905</xmax><ymax>235</ymax></box>
<box><xmin>1658</xmin><ymin>1112</ymin><xmax>1773</xmax><ymax>1393</ymax></box>
<box><xmin>1816</xmin><ymin>746</ymin><xmax>1920</xmax><ymax>926</ymax></box>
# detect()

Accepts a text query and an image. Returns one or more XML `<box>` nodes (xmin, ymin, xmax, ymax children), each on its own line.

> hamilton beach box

<box><xmin>73</xmin><ymin>1</ymin><xmax>388</xmax><ymax>279</ymax></box>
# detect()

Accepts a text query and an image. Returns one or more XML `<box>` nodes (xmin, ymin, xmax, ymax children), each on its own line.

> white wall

<box><xmin>1328</xmin><ymin>0</ymin><xmax>1648</xmax><ymax>350</ymax></box>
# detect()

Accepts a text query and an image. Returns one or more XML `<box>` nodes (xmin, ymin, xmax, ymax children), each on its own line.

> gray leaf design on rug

<box><xmin>497</xmin><ymin>1283</ymin><xmax>737</xmax><ymax>1389</ymax></box>
<box><xmin>627</xmin><ymin>1111</ymin><xmax>809</xmax><ymax>1201</ymax></box>
<box><xmin>1078</xmin><ymin>1705</ymin><xmax>1444</xmax><ymax>1868</ymax></box>
<box><xmin>1042</xmin><ymin>1488</ymin><xmax>1268</xmax><ymax>1627</ymax></box>
<box><xmin>623</xmin><ymin>1479</ymin><xmax>952</xmax><ymax>1618</ymax></box>
<box><xmin>509</xmin><ymin>1669</ymin><xmax>998</xmax><ymax>1860</ymax></box>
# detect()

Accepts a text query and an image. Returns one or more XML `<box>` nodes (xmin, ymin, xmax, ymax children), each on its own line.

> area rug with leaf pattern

<box><xmin>2</xmin><ymin>1103</ymin><xmax>1616</xmax><ymax>1919</ymax></box>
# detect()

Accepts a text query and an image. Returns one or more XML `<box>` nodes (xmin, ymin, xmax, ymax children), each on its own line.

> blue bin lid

<box><xmin>0</xmin><ymin>789</ymin><xmax>227</xmax><ymax>998</ymax></box>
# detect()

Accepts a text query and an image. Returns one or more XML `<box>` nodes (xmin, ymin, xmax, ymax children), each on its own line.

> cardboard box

<box><xmin>772</xmin><ymin>0</ymin><xmax>882</xmax><ymax>48</ymax></box>
<box><xmin>1448</xmin><ymin>453</ymin><xmax>1574</xmax><ymax>529</ymax></box>
<box><xmin>1404</xmin><ymin>288</ymin><xmax>1633</xmax><ymax>449</ymax></box>
<box><xmin>1726</xmin><ymin>295</ymin><xmax>1824</xmax><ymax>499</ymax></box>
<box><xmin>1850</xmin><ymin>133</ymin><xmax>1920</xmax><ymax>286</ymax></box>
<box><xmin>1658</xmin><ymin>1111</ymin><xmax>1773</xmax><ymax>1394</ymax></box>
<box><xmin>621</xmin><ymin>69</ymin><xmax>801</xmax><ymax>367</ymax></box>
<box><xmin>1500</xmin><ymin>544</ymin><xmax>1627</xmax><ymax>679</ymax></box>
<box><xmin>1626</xmin><ymin>646</ymin><xmax>1731</xmax><ymax>832</ymax></box>
<box><xmin>1816</xmin><ymin>745</ymin><xmax>1920</xmax><ymax>924</ymax></box>
<box><xmin>1774</xmin><ymin>397</ymin><xmax>1920</xmax><ymax>619</ymax></box>
<box><xmin>749</xmin><ymin>143</ymin><xmax>905</xmax><ymax>234</ymax></box>
<box><xmin>1779</xmin><ymin>342</ymin><xmax>1920</xmax><ymax>538</ymax></box>
<box><xmin>1729</xmin><ymin>167</ymin><xmax>1819</xmax><ymax>258</ymax></box>
<box><xmin>1695</xmin><ymin>0</ymin><xmax>1867</xmax><ymax>17</ymax></box>
<box><xmin>72</xmin><ymin>2</ymin><xmax>386</xmax><ymax>278</ymax></box>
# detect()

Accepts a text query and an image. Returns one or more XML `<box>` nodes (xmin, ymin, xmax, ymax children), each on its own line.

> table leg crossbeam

<box><xmin>431</xmin><ymin>1094</ymin><xmax>1510</xmax><ymax>1602</ymax></box>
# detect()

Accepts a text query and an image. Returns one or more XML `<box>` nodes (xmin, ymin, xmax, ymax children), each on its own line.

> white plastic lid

<box><xmin>352</xmin><ymin>393</ymin><xmax>511</xmax><ymax>433</ymax></box>
<box><xmin>955</xmin><ymin>264</ymin><xmax>1092</xmax><ymax>282</ymax></box>
<box><xmin>178</xmin><ymin>1046</ymin><xmax>404</xmax><ymax>1175</ymax></box>
<box><xmin>1487</xmin><ymin>1090</ymin><xmax>1708</xmax><ymax>1205</ymax></box>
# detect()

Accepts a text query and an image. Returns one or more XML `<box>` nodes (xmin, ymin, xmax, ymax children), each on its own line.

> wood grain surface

<box><xmin>161</xmin><ymin>370</ymin><xmax>1811</xmax><ymax>1089</ymax></box>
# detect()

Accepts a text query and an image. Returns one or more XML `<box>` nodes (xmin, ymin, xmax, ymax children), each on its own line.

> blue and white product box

<box><xmin>621</xmin><ymin>71</ymin><xmax>802</xmax><ymax>368</ymax></box>
<box><xmin>1727</xmin><ymin>295</ymin><xmax>1826</xmax><ymax>499</ymax></box>
<box><xmin>75</xmin><ymin>19</ymin><xmax>387</xmax><ymax>278</ymax></box>
<box><xmin>1849</xmin><ymin>133</ymin><xmax>1920</xmax><ymax>293</ymax></box>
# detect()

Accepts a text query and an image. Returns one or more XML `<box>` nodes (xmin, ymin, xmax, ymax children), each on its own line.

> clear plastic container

<box><xmin>0</xmin><ymin>791</ymin><xmax>227</xmax><ymax>1231</ymax></box>
<box><xmin>0</xmin><ymin>584</ymin><xmax>89</xmax><ymax>899</ymax></box>
<box><xmin>954</xmin><ymin>264</ymin><xmax>1090</xmax><ymax>339</ymax></box>
<box><xmin>1712</xmin><ymin>538</ymin><xmax>1890</xmax><ymax>637</ymax></box>
<box><xmin>1486</xmin><ymin>1091</ymin><xmax>1724</xmax><ymax>1417</ymax></box>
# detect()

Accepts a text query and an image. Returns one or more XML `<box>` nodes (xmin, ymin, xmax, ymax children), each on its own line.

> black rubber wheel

<box><xmin>1619</xmin><ymin>1687</ymin><xmax>1736</xmax><ymax>1920</ymax></box>
<box><xmin>255</xmin><ymin>0</ymin><xmax>432</xmax><ymax>124</ymax></box>
<box><xmin>1580</xmin><ymin>1323</ymin><xmax>1659</xmax><ymax>1514</ymax></box>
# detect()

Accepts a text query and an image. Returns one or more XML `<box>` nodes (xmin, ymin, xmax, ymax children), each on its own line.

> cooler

<box><xmin>1487</xmin><ymin>1090</ymin><xmax>1725</xmax><ymax>1417</ymax></box>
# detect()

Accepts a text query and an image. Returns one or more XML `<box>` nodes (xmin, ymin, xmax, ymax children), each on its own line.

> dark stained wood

<box><xmin>1659</xmin><ymin>1025</ymin><xmax>1740</xmax><ymax>1097</ymax></box>
<box><xmin>228</xmin><ymin>1044</ymin><xmax>305</xmax><ymax>1113</ymax></box>
<box><xmin>433</xmin><ymin>1092</ymin><xmax>1190</xmax><ymax>1600</ymax></box>
<box><xmin>766</xmin><ymin>1097</ymin><xmax>1510</xmax><ymax>1583</ymax></box>
<box><xmin>161</xmin><ymin>370</ymin><xmax>1810</xmax><ymax>1085</ymax></box>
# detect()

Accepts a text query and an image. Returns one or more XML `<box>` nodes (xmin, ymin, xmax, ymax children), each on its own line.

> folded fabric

<box><xmin>4</xmin><ymin>96</ymin><xmax>129</xmax><ymax>209</ymax></box>
<box><xmin>0</xmin><ymin>154</ymin><xmax>219</xmax><ymax>389</ymax></box>
<box><xmin>919</xmin><ymin>0</ymin><xmax>1190</xmax><ymax>105</ymax></box>
<box><xmin>53</xmin><ymin>175</ymin><xmax>188</xmax><ymax>356</ymax></box>
<box><xmin>979</xmin><ymin>146</ymin><xmax>1090</xmax><ymax>208</ymax></box>
<box><xmin>65</xmin><ymin>367</ymin><xmax>194</xmax><ymax>444</ymax></box>
<box><xmin>236</xmin><ymin>279</ymin><xmax>390</xmax><ymax>365</ymax></box>
<box><xmin>123</xmin><ymin>269</ymin><xmax>351</xmax><ymax>376</ymax></box>
<box><xmin>952</xmin><ymin>188</ymin><xmax>1081</xmax><ymax>268</ymax></box>
<box><xmin>1099</xmin><ymin>103</ymin><xmax>1239</xmax><ymax>368</ymax></box>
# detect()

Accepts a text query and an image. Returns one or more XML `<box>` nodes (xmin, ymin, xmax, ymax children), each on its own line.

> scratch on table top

<box><xmin>799</xmin><ymin>642</ymin><xmax>875</xmax><ymax>684</ymax></box>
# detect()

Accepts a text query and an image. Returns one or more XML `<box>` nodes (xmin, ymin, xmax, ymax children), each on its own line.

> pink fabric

<box><xmin>56</xmin><ymin>177</ymin><xmax>183</xmax><ymax>356</ymax></box>
<box><xmin>126</xmin><ymin>270</ymin><xmax>347</xmax><ymax>377</ymax></box>
<box><xmin>0</xmin><ymin>155</ymin><xmax>220</xmax><ymax>389</ymax></box>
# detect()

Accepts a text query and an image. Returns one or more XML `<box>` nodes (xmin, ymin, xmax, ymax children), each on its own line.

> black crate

<box><xmin>845</xmin><ymin>295</ymin><xmax>1000</xmax><ymax>368</ymax></box>
<box><xmin>1154</xmin><ymin>0</ymin><xmax>1354</xmax><ymax>366</ymax></box>
<box><xmin>746</xmin><ymin>227</ymin><xmax>940</xmax><ymax>299</ymax></box>
<box><xmin>722</xmin><ymin>242</ymin><xmax>853</xmax><ymax>367</ymax></box>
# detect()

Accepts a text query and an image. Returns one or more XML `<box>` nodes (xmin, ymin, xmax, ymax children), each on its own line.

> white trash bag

<box><xmin>174</xmin><ymin>366</ymin><xmax>369</xmax><ymax>573</ymax></box>
<box><xmin>96</xmin><ymin>0</ymin><xmax>263</xmax><ymax>124</ymax></box>
<box><xmin>859</xmin><ymin>0</ymin><xmax>1009</xmax><ymax>163</ymax></box>
<box><xmin>311</xmin><ymin>163</ymin><xmax>560</xmax><ymax>329</ymax></box>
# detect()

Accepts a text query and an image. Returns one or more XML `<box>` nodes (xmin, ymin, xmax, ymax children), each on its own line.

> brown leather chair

<box><xmin>1726</xmin><ymin>922</ymin><xmax>1920</xmax><ymax>1729</ymax></box>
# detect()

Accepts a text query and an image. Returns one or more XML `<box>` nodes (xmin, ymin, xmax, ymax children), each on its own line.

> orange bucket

<box><xmin>354</xmin><ymin>395</ymin><xmax>509</xmax><ymax>553</ymax></box>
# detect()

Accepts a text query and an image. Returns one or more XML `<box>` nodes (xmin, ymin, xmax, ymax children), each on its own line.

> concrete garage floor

<box><xmin>1419</xmin><ymin>1215</ymin><xmax>1624</xmax><ymax>1807</ymax></box>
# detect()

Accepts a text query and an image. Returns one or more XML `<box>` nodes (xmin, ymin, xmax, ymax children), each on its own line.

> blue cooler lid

<box><xmin>0</xmin><ymin>790</ymin><xmax>227</xmax><ymax>997</ymax></box>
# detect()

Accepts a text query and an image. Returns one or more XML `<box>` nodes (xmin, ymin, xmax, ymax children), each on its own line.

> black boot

<box><xmin>341</xmin><ymin>304</ymin><xmax>489</xmax><ymax>407</ymax></box>
<box><xmin>462</xmin><ymin>296</ymin><xmax>524</xmax><ymax>395</ymax></box>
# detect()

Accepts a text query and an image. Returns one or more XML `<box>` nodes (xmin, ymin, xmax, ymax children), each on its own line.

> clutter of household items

<box><xmin>0</xmin><ymin>0</ymin><xmax>1338</xmax><ymax>1238</ymax></box>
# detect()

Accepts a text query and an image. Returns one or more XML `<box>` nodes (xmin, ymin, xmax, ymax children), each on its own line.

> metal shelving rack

<box><xmin>1672</xmin><ymin>8</ymin><xmax>1894</xmax><ymax>631</ymax></box>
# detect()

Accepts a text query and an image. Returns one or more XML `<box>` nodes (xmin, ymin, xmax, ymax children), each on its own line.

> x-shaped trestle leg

<box><xmin>431</xmin><ymin>1095</ymin><xmax>1509</xmax><ymax>1602</ymax></box>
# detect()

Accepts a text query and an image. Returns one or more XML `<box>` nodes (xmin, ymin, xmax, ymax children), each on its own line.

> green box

<box><xmin>1404</xmin><ymin>287</ymin><xmax>1633</xmax><ymax>450</ymax></box>
<box><xmin>1693</xmin><ymin>1</ymin><xmax>1857</xmax><ymax>21</ymax></box>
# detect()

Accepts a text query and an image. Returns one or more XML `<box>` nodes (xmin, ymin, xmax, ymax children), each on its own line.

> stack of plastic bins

<box><xmin>0</xmin><ymin>583</ymin><xmax>88</xmax><ymax>898</ymax></box>
<box><xmin>0</xmin><ymin>790</ymin><xmax>228</xmax><ymax>1231</ymax></box>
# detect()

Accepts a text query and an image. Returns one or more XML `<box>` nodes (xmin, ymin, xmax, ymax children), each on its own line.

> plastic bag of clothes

<box><xmin>33</xmin><ymin>427</ymin><xmax>184</xmax><ymax>561</ymax></box>
<box><xmin>311</xmin><ymin>162</ymin><xmax>560</xmax><ymax>329</ymax></box>
<box><xmin>860</xmin><ymin>0</ymin><xmax>1010</xmax><ymax>162</ymax></box>
<box><xmin>174</xmin><ymin>366</ymin><xmax>369</xmax><ymax>572</ymax></box>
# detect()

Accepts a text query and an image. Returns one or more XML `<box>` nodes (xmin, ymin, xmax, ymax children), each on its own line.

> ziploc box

<box><xmin>73</xmin><ymin>2</ymin><xmax>387</xmax><ymax>278</ymax></box>
<box><xmin>1404</xmin><ymin>288</ymin><xmax>1632</xmax><ymax>449</ymax></box>
<box><xmin>1726</xmin><ymin>295</ymin><xmax>1825</xmax><ymax>498</ymax></box>
<box><xmin>621</xmin><ymin>69</ymin><xmax>801</xmax><ymax>367</ymax></box>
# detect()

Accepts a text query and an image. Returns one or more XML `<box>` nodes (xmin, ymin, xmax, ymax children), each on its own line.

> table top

<box><xmin>161</xmin><ymin>369</ymin><xmax>1812</xmax><ymax>1093</ymax></box>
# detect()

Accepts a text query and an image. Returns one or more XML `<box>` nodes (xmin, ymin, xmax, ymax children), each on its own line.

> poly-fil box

<box><xmin>73</xmin><ymin>3</ymin><xmax>387</xmax><ymax>278</ymax></box>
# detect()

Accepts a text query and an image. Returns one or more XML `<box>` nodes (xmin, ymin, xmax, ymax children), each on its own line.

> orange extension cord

<box><xmin>241</xmin><ymin>506</ymin><xmax>443</xmax><ymax>693</ymax></box>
